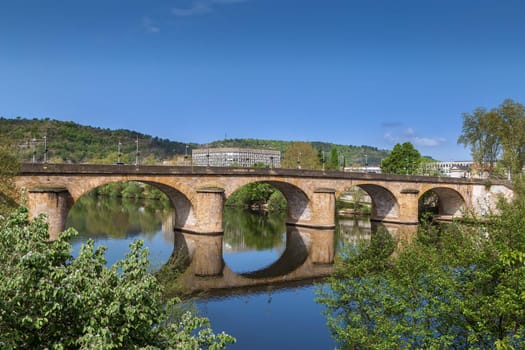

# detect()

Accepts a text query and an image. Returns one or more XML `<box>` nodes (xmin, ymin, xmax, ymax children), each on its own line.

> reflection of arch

<box><xmin>171</xmin><ymin>226</ymin><xmax>335</xmax><ymax>292</ymax></box>
<box><xmin>353</xmin><ymin>184</ymin><xmax>399</xmax><ymax>222</ymax></box>
<box><xmin>227</xmin><ymin>180</ymin><xmax>311</xmax><ymax>225</ymax></box>
<box><xmin>240</xmin><ymin>226</ymin><xmax>308</xmax><ymax>279</ymax></box>
<box><xmin>420</xmin><ymin>187</ymin><xmax>466</xmax><ymax>219</ymax></box>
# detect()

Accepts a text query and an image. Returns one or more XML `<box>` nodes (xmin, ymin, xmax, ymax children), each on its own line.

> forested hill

<box><xmin>1</xmin><ymin>117</ymin><xmax>390</xmax><ymax>166</ymax></box>
<box><xmin>0</xmin><ymin>117</ymin><xmax>192</xmax><ymax>164</ymax></box>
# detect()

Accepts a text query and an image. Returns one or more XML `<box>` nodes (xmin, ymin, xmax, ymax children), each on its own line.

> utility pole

<box><xmin>31</xmin><ymin>138</ymin><xmax>36</xmax><ymax>163</ymax></box>
<box><xmin>117</xmin><ymin>141</ymin><xmax>122</xmax><ymax>164</ymax></box>
<box><xmin>135</xmin><ymin>137</ymin><xmax>140</xmax><ymax>166</ymax></box>
<box><xmin>207</xmin><ymin>145</ymin><xmax>210</xmax><ymax>167</ymax></box>
<box><xmin>43</xmin><ymin>136</ymin><xmax>48</xmax><ymax>163</ymax></box>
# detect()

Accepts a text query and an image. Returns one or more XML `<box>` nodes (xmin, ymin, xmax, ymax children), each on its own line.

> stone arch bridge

<box><xmin>15</xmin><ymin>163</ymin><xmax>512</xmax><ymax>276</ymax></box>
<box><xmin>16</xmin><ymin>163</ymin><xmax>513</xmax><ymax>235</ymax></box>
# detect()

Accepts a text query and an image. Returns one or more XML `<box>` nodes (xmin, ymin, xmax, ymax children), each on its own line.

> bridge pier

<box><xmin>179</xmin><ymin>187</ymin><xmax>225</xmax><ymax>234</ymax></box>
<box><xmin>306</xmin><ymin>227</ymin><xmax>335</xmax><ymax>264</ymax></box>
<box><xmin>26</xmin><ymin>187</ymin><xmax>73</xmax><ymax>240</ymax></box>
<box><xmin>394</xmin><ymin>189</ymin><xmax>420</xmax><ymax>224</ymax></box>
<box><xmin>310</xmin><ymin>188</ymin><xmax>336</xmax><ymax>228</ymax></box>
<box><xmin>172</xmin><ymin>187</ymin><xmax>225</xmax><ymax>276</ymax></box>
<box><xmin>174</xmin><ymin>231</ymin><xmax>224</xmax><ymax>277</ymax></box>
<box><xmin>291</xmin><ymin>188</ymin><xmax>336</xmax><ymax>228</ymax></box>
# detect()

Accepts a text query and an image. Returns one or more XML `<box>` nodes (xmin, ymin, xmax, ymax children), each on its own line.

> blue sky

<box><xmin>1</xmin><ymin>0</ymin><xmax>524</xmax><ymax>161</ymax></box>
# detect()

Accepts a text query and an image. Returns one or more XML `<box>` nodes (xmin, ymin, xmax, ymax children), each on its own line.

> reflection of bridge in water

<box><xmin>167</xmin><ymin>225</ymin><xmax>335</xmax><ymax>294</ymax></box>
<box><xmin>159</xmin><ymin>213</ymin><xmax>422</xmax><ymax>294</ymax></box>
<box><xmin>337</xmin><ymin>217</ymin><xmax>418</xmax><ymax>244</ymax></box>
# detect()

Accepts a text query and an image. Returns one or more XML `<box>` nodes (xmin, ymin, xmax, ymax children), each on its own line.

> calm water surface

<box><xmin>66</xmin><ymin>195</ymin><xmax>394</xmax><ymax>349</ymax></box>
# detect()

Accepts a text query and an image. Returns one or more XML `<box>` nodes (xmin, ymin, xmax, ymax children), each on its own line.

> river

<box><xmin>66</xmin><ymin>195</ymin><xmax>397</xmax><ymax>349</ymax></box>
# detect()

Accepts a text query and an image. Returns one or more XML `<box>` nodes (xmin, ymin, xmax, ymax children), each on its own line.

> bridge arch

<box><xmin>138</xmin><ymin>181</ymin><xmax>195</xmax><ymax>231</ymax></box>
<box><xmin>226</xmin><ymin>180</ymin><xmax>312</xmax><ymax>226</ymax></box>
<box><xmin>419</xmin><ymin>186</ymin><xmax>466</xmax><ymax>220</ymax></box>
<box><xmin>339</xmin><ymin>183</ymin><xmax>400</xmax><ymax>222</ymax></box>
<box><xmin>68</xmin><ymin>179</ymin><xmax>198</xmax><ymax>233</ymax></box>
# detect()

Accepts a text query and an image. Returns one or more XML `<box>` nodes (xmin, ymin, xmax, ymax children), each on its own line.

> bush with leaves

<box><xmin>318</xmin><ymin>191</ymin><xmax>525</xmax><ymax>349</ymax></box>
<box><xmin>0</xmin><ymin>207</ymin><xmax>235</xmax><ymax>349</ymax></box>
<box><xmin>0</xmin><ymin>146</ymin><xmax>20</xmax><ymax>216</ymax></box>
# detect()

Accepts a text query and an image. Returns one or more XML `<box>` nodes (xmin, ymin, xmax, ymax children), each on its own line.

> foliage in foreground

<box><xmin>0</xmin><ymin>207</ymin><xmax>235</xmax><ymax>349</ymax></box>
<box><xmin>318</xmin><ymin>195</ymin><xmax>525</xmax><ymax>349</ymax></box>
<box><xmin>0</xmin><ymin>146</ymin><xmax>20</xmax><ymax>216</ymax></box>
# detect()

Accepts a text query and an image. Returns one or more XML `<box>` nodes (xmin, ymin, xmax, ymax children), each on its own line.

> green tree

<box><xmin>458</xmin><ymin>99</ymin><xmax>525</xmax><ymax>179</ymax></box>
<box><xmin>458</xmin><ymin>107</ymin><xmax>501</xmax><ymax>175</ymax></box>
<box><xmin>121</xmin><ymin>181</ymin><xmax>144</xmax><ymax>198</ymax></box>
<box><xmin>225</xmin><ymin>183</ymin><xmax>286</xmax><ymax>212</ymax></box>
<box><xmin>281</xmin><ymin>142</ymin><xmax>321</xmax><ymax>170</ymax></box>
<box><xmin>380</xmin><ymin>142</ymin><xmax>422</xmax><ymax>175</ymax></box>
<box><xmin>0</xmin><ymin>146</ymin><xmax>20</xmax><ymax>216</ymax></box>
<box><xmin>0</xmin><ymin>207</ymin><xmax>235</xmax><ymax>349</ymax></box>
<box><xmin>496</xmin><ymin>99</ymin><xmax>525</xmax><ymax>178</ymax></box>
<box><xmin>327</xmin><ymin>148</ymin><xmax>339</xmax><ymax>170</ymax></box>
<box><xmin>318</xmin><ymin>186</ymin><xmax>525</xmax><ymax>349</ymax></box>
<box><xmin>266</xmin><ymin>190</ymin><xmax>287</xmax><ymax>212</ymax></box>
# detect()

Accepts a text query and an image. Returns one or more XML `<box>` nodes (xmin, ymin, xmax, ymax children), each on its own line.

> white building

<box><xmin>427</xmin><ymin>161</ymin><xmax>474</xmax><ymax>178</ymax></box>
<box><xmin>192</xmin><ymin>147</ymin><xmax>281</xmax><ymax>168</ymax></box>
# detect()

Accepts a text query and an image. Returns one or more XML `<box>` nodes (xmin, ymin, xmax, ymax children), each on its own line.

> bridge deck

<box><xmin>19</xmin><ymin>163</ymin><xmax>509</xmax><ymax>187</ymax></box>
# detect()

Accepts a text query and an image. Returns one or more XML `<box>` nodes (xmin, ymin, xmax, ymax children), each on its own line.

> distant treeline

<box><xmin>1</xmin><ymin>117</ymin><xmax>391</xmax><ymax>166</ymax></box>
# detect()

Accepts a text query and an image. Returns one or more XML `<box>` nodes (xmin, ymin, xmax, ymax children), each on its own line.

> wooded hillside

<box><xmin>1</xmin><ymin>117</ymin><xmax>390</xmax><ymax>166</ymax></box>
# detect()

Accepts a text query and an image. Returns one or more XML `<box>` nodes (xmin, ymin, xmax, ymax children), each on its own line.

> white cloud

<box><xmin>383</xmin><ymin>125</ymin><xmax>446</xmax><ymax>148</ymax></box>
<box><xmin>383</xmin><ymin>132</ymin><xmax>397</xmax><ymax>143</ymax></box>
<box><xmin>403</xmin><ymin>127</ymin><xmax>415</xmax><ymax>137</ymax></box>
<box><xmin>413</xmin><ymin>137</ymin><xmax>446</xmax><ymax>147</ymax></box>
